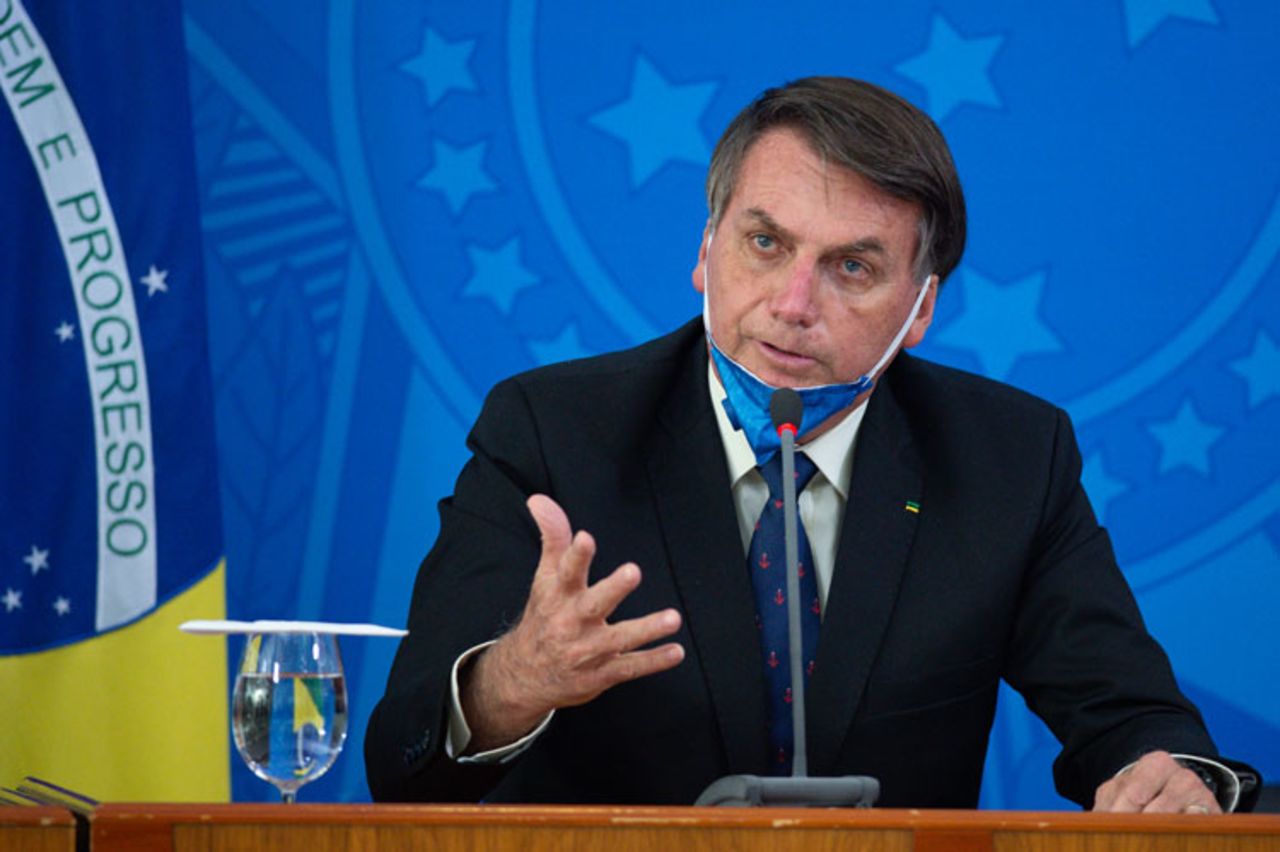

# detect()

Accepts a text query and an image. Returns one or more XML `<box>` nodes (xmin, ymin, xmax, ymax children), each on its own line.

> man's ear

<box><xmin>903</xmin><ymin>275</ymin><xmax>938</xmax><ymax>349</ymax></box>
<box><xmin>691</xmin><ymin>221</ymin><xmax>712</xmax><ymax>294</ymax></box>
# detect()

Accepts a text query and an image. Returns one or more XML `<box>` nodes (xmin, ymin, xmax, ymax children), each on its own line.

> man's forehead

<box><xmin>723</xmin><ymin>130</ymin><xmax>919</xmax><ymax>248</ymax></box>
<box><xmin>736</xmin><ymin>130</ymin><xmax>911</xmax><ymax>207</ymax></box>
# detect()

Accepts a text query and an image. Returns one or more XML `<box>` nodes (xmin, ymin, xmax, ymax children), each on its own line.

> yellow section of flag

<box><xmin>0</xmin><ymin>562</ymin><xmax>230</xmax><ymax>801</ymax></box>
<box><xmin>293</xmin><ymin>676</ymin><xmax>325</xmax><ymax>734</ymax></box>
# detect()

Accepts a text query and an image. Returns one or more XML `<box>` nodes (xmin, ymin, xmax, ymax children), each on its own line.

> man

<box><xmin>365</xmin><ymin>77</ymin><xmax>1257</xmax><ymax>811</ymax></box>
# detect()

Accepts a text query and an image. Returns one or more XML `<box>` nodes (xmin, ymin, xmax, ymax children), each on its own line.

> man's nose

<box><xmin>770</xmin><ymin>257</ymin><xmax>820</xmax><ymax>325</ymax></box>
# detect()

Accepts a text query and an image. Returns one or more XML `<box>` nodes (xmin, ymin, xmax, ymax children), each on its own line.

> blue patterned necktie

<box><xmin>747</xmin><ymin>451</ymin><xmax>821</xmax><ymax>775</ymax></box>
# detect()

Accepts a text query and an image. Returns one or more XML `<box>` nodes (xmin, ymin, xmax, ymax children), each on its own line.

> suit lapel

<box><xmin>807</xmin><ymin>369</ymin><xmax>923</xmax><ymax>775</ymax></box>
<box><xmin>647</xmin><ymin>344</ymin><xmax>769</xmax><ymax>775</ymax></box>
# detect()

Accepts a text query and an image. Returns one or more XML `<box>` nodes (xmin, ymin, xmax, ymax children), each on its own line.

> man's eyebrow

<box><xmin>742</xmin><ymin>208</ymin><xmax>794</xmax><ymax>241</ymax></box>
<box><xmin>741</xmin><ymin>207</ymin><xmax>891</xmax><ymax>260</ymax></box>
<box><xmin>832</xmin><ymin>238</ymin><xmax>887</xmax><ymax>256</ymax></box>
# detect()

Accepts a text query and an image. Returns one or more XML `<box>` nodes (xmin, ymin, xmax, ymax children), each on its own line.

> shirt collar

<box><xmin>708</xmin><ymin>363</ymin><xmax>866</xmax><ymax>498</ymax></box>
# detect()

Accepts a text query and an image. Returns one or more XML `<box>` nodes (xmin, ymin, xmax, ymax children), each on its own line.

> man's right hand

<box><xmin>459</xmin><ymin>494</ymin><xmax>685</xmax><ymax>752</ymax></box>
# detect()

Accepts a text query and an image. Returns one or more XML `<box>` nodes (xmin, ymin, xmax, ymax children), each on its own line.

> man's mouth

<box><xmin>757</xmin><ymin>339</ymin><xmax>817</xmax><ymax>368</ymax></box>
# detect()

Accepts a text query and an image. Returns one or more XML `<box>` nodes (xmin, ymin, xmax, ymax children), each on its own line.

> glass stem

<box><xmin>282</xmin><ymin>790</ymin><xmax>297</xmax><ymax>805</ymax></box>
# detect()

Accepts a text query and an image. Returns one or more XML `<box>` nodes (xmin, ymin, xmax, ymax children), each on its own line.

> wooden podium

<box><xmin>0</xmin><ymin>806</ymin><xmax>76</xmax><ymax>852</ymax></box>
<box><xmin>88</xmin><ymin>804</ymin><xmax>1280</xmax><ymax>852</ymax></box>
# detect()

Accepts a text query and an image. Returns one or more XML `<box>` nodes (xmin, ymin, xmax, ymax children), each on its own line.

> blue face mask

<box><xmin>702</xmin><ymin>232</ymin><xmax>933</xmax><ymax>462</ymax></box>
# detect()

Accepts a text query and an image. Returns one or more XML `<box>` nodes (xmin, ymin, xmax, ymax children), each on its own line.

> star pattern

<box><xmin>1082</xmin><ymin>451</ymin><xmax>1129</xmax><ymax>522</ymax></box>
<box><xmin>401</xmin><ymin>27</ymin><xmax>477</xmax><ymax>108</ymax></box>
<box><xmin>894</xmin><ymin>14</ymin><xmax>1004</xmax><ymax>123</ymax></box>
<box><xmin>55</xmin><ymin>321</ymin><xmax>75</xmax><ymax>342</ymax></box>
<box><xmin>1148</xmin><ymin>398</ymin><xmax>1223</xmax><ymax>475</ymax></box>
<box><xmin>417</xmin><ymin>139</ymin><xmax>496</xmax><ymax>215</ymax></box>
<box><xmin>2</xmin><ymin>588</ymin><xmax>20</xmax><ymax>613</ymax></box>
<box><xmin>934</xmin><ymin>267</ymin><xmax>1063</xmax><ymax>380</ymax></box>
<box><xmin>462</xmin><ymin>238</ymin><xmax>540</xmax><ymax>314</ymax></box>
<box><xmin>589</xmin><ymin>55</ymin><xmax>717</xmax><ymax>186</ymax></box>
<box><xmin>52</xmin><ymin>597</ymin><xmax>71</xmax><ymax>616</ymax></box>
<box><xmin>1123</xmin><ymin>0</ymin><xmax>1219</xmax><ymax>48</ymax></box>
<box><xmin>529</xmin><ymin>322</ymin><xmax>593</xmax><ymax>366</ymax></box>
<box><xmin>23</xmin><ymin>545</ymin><xmax>49</xmax><ymax>575</ymax></box>
<box><xmin>140</xmin><ymin>264</ymin><xmax>168</xmax><ymax>296</ymax></box>
<box><xmin>1230</xmin><ymin>331</ymin><xmax>1280</xmax><ymax>409</ymax></box>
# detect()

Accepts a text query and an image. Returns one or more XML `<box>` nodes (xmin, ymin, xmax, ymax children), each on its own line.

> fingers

<box><xmin>1142</xmin><ymin>769</ymin><xmax>1222</xmax><ymax>813</ymax></box>
<box><xmin>560</xmin><ymin>608</ymin><xmax>682</xmax><ymax>699</ymax></box>
<box><xmin>1093</xmin><ymin>751</ymin><xmax>1220</xmax><ymax>814</ymax></box>
<box><xmin>1096</xmin><ymin>752</ymin><xmax>1174</xmax><ymax>812</ymax></box>
<box><xmin>576</xmin><ymin>563</ymin><xmax>641</xmax><ymax>619</ymax></box>
<box><xmin>506</xmin><ymin>497</ymin><xmax>685</xmax><ymax>716</ymax></box>
<box><xmin>1141</xmin><ymin>762</ymin><xmax>1221</xmax><ymax>814</ymax></box>
<box><xmin>557</xmin><ymin>530</ymin><xmax>596</xmax><ymax>590</ymax></box>
<box><xmin>602</xmin><ymin>607</ymin><xmax>682</xmax><ymax>656</ymax></box>
<box><xmin>598</xmin><ymin>641</ymin><xmax>685</xmax><ymax>686</ymax></box>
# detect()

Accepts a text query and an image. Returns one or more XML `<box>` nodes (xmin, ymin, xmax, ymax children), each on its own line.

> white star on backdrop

<box><xmin>463</xmin><ymin>237</ymin><xmax>541</xmax><ymax>314</ymax></box>
<box><xmin>55</xmin><ymin>321</ymin><xmax>75</xmax><ymax>342</ymax></box>
<box><xmin>934</xmin><ymin>267</ymin><xmax>1063</xmax><ymax>380</ymax></box>
<box><xmin>1147</xmin><ymin>398</ymin><xmax>1224</xmax><ymax>476</ymax></box>
<box><xmin>53</xmin><ymin>597</ymin><xmax>71</xmax><ymax>616</ymax></box>
<box><xmin>2</xmin><ymin>588</ymin><xmax>21</xmax><ymax>612</ymax></box>
<box><xmin>400</xmin><ymin>27</ymin><xmax>477</xmax><ymax>108</ymax></box>
<box><xmin>417</xmin><ymin>139</ymin><xmax>496</xmax><ymax>215</ymax></box>
<box><xmin>589</xmin><ymin>55</ymin><xmax>717</xmax><ymax>187</ymax></box>
<box><xmin>894</xmin><ymin>14</ymin><xmax>1004</xmax><ymax>123</ymax></box>
<box><xmin>23</xmin><ymin>545</ymin><xmax>49</xmax><ymax>575</ymax></box>
<box><xmin>140</xmin><ymin>264</ymin><xmax>169</xmax><ymax>296</ymax></box>
<box><xmin>1230</xmin><ymin>330</ymin><xmax>1280</xmax><ymax>409</ymax></box>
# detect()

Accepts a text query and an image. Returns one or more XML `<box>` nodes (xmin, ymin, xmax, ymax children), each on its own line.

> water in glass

<box><xmin>231</xmin><ymin>632</ymin><xmax>348</xmax><ymax>802</ymax></box>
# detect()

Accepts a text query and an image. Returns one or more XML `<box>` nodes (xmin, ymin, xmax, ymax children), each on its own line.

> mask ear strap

<box><xmin>701</xmin><ymin>228</ymin><xmax>715</xmax><ymax>334</ymax></box>
<box><xmin>703</xmin><ymin>228</ymin><xmax>714</xmax><ymax>289</ymax></box>
<box><xmin>865</xmin><ymin>274</ymin><xmax>934</xmax><ymax>379</ymax></box>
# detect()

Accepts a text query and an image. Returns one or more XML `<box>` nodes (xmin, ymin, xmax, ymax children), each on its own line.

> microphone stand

<box><xmin>695</xmin><ymin>389</ymin><xmax>879</xmax><ymax>808</ymax></box>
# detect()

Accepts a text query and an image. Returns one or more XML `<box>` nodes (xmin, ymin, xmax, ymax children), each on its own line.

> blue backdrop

<box><xmin>178</xmin><ymin>0</ymin><xmax>1280</xmax><ymax>806</ymax></box>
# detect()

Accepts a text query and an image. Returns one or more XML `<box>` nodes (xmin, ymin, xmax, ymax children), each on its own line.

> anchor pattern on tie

<box><xmin>747</xmin><ymin>451</ymin><xmax>820</xmax><ymax>775</ymax></box>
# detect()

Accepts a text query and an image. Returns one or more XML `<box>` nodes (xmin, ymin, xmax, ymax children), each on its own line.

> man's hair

<box><xmin>705</xmin><ymin>77</ymin><xmax>966</xmax><ymax>283</ymax></box>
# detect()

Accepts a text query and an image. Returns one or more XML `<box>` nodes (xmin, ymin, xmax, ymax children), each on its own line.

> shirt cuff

<box><xmin>445</xmin><ymin>640</ymin><xmax>555</xmax><ymax>764</ymax></box>
<box><xmin>1171</xmin><ymin>753</ymin><xmax>1244</xmax><ymax>813</ymax></box>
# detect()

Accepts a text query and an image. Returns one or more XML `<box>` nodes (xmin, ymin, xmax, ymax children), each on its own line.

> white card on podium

<box><xmin>179</xmin><ymin>619</ymin><xmax>407</xmax><ymax>637</ymax></box>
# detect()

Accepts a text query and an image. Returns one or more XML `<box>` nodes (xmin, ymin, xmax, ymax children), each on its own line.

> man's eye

<box><xmin>842</xmin><ymin>258</ymin><xmax>867</xmax><ymax>276</ymax></box>
<box><xmin>752</xmin><ymin>234</ymin><xmax>776</xmax><ymax>251</ymax></box>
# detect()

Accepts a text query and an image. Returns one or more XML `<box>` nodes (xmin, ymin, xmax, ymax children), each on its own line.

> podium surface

<box><xmin>0</xmin><ymin>806</ymin><xmax>75</xmax><ymax>852</ymax></box>
<box><xmin>88</xmin><ymin>803</ymin><xmax>1280</xmax><ymax>852</ymax></box>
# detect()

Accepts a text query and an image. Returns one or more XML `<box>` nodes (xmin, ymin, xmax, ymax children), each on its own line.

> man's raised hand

<box><xmin>459</xmin><ymin>494</ymin><xmax>684</xmax><ymax>751</ymax></box>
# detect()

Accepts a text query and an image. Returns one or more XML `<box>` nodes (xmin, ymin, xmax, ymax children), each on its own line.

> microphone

<box><xmin>769</xmin><ymin>388</ymin><xmax>810</xmax><ymax>778</ymax></box>
<box><xmin>769</xmin><ymin>388</ymin><xmax>804</xmax><ymax>439</ymax></box>
<box><xmin>694</xmin><ymin>389</ymin><xmax>880</xmax><ymax>808</ymax></box>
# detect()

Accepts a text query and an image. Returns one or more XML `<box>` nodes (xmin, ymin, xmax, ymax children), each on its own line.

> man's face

<box><xmin>693</xmin><ymin>127</ymin><xmax>937</xmax><ymax>389</ymax></box>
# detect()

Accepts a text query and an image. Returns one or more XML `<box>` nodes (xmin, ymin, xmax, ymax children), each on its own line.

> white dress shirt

<box><xmin>709</xmin><ymin>363</ymin><xmax>867</xmax><ymax>612</ymax></box>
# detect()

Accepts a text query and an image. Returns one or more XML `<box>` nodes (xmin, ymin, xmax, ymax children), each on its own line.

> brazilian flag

<box><xmin>0</xmin><ymin>0</ymin><xmax>228</xmax><ymax>799</ymax></box>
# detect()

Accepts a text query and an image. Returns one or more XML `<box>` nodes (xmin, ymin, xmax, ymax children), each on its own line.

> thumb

<box><xmin>527</xmin><ymin>493</ymin><xmax>572</xmax><ymax>567</ymax></box>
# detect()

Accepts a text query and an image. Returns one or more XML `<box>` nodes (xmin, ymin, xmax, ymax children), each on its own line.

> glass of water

<box><xmin>231</xmin><ymin>631</ymin><xmax>348</xmax><ymax>803</ymax></box>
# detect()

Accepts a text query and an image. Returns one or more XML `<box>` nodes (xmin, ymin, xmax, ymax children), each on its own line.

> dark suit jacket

<box><xmin>365</xmin><ymin>318</ymin><xmax>1221</xmax><ymax>808</ymax></box>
